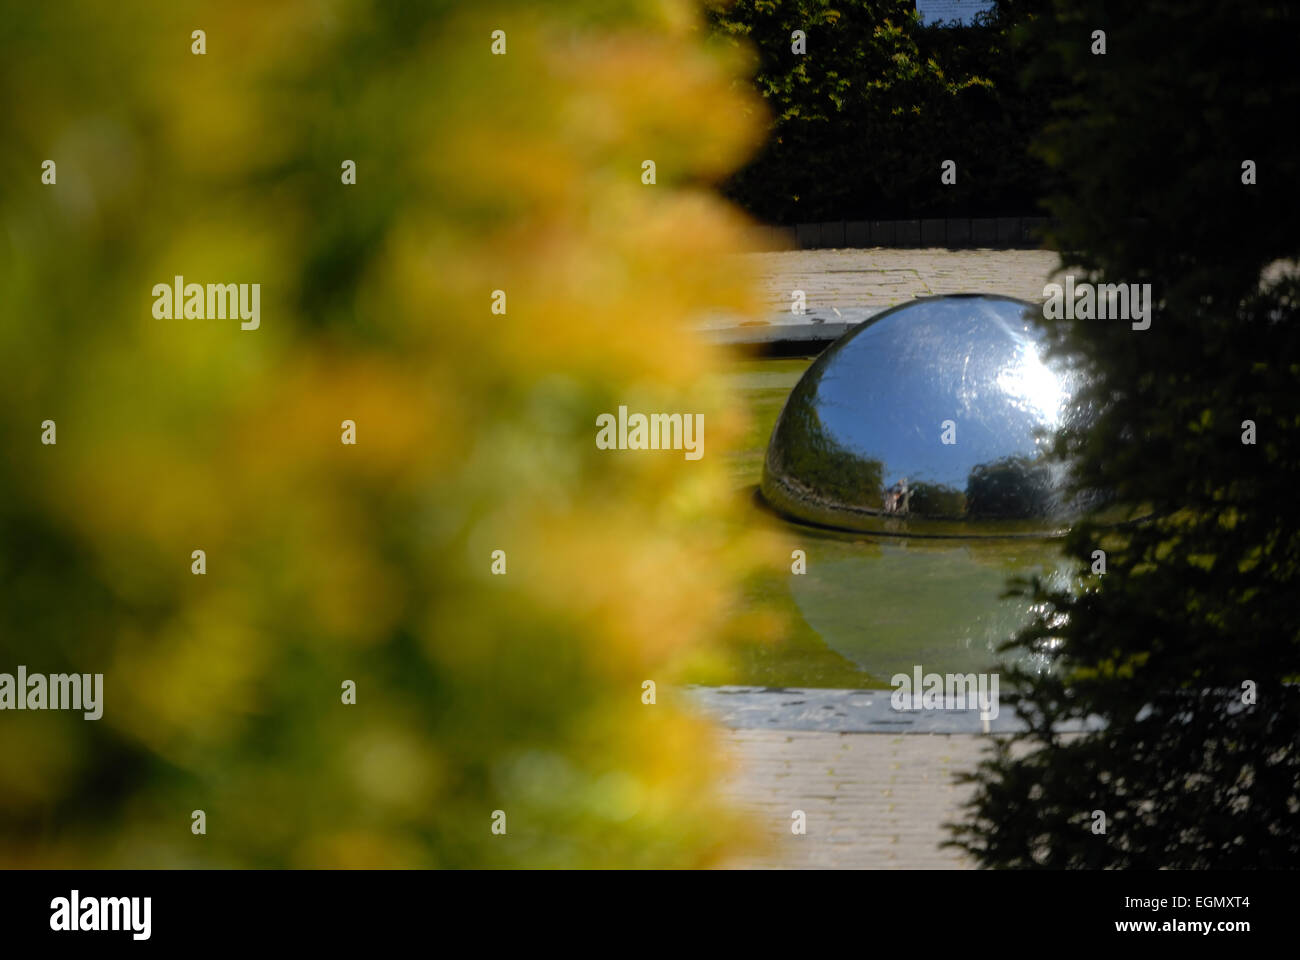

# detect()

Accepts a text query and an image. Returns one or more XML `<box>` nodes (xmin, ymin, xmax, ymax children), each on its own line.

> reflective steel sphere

<box><xmin>760</xmin><ymin>294</ymin><xmax>1092</xmax><ymax>537</ymax></box>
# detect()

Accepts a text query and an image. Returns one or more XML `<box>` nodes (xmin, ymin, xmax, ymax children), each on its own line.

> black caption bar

<box><xmin>0</xmin><ymin>869</ymin><xmax>1289</xmax><ymax>947</ymax></box>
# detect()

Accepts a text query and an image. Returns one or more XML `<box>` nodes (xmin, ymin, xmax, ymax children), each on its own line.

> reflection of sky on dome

<box><xmin>998</xmin><ymin>340</ymin><xmax>1066</xmax><ymax>427</ymax></box>
<box><xmin>795</xmin><ymin>296</ymin><xmax>1063</xmax><ymax>490</ymax></box>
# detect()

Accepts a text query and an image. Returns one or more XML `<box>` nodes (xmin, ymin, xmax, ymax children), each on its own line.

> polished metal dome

<box><xmin>760</xmin><ymin>294</ymin><xmax>1092</xmax><ymax>537</ymax></box>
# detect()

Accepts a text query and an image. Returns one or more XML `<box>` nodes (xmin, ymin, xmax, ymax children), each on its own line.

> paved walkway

<box><xmin>688</xmin><ymin>686</ymin><xmax>1081</xmax><ymax>869</ymax></box>
<box><xmin>717</xmin><ymin>729</ymin><xmax>986</xmax><ymax>869</ymax></box>
<box><xmin>744</xmin><ymin>248</ymin><xmax>1059</xmax><ymax>313</ymax></box>
<box><xmin>702</xmin><ymin>248</ymin><xmax>1061</xmax><ymax>346</ymax></box>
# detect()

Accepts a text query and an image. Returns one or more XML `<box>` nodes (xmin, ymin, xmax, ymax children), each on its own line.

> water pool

<box><xmin>697</xmin><ymin>357</ymin><xmax>1070</xmax><ymax>689</ymax></box>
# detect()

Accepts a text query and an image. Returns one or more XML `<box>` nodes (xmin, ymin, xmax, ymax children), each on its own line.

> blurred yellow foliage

<box><xmin>0</xmin><ymin>0</ymin><xmax>782</xmax><ymax>866</ymax></box>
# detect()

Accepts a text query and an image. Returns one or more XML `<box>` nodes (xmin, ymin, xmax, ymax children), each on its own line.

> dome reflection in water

<box><xmin>751</xmin><ymin>295</ymin><xmax>1088</xmax><ymax>683</ymax></box>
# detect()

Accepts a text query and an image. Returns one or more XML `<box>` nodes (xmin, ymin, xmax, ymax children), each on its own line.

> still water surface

<box><xmin>710</xmin><ymin>357</ymin><xmax>1070</xmax><ymax>688</ymax></box>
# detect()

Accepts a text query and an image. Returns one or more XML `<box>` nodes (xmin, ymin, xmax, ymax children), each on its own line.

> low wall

<box><xmin>749</xmin><ymin>217</ymin><xmax>1058</xmax><ymax>251</ymax></box>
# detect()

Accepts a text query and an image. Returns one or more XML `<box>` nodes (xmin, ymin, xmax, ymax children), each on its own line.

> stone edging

<box><xmin>685</xmin><ymin>685</ymin><xmax>1104</xmax><ymax>735</ymax></box>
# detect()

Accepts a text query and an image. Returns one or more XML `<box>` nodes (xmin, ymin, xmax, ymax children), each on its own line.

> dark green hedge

<box><xmin>950</xmin><ymin>0</ymin><xmax>1300</xmax><ymax>868</ymax></box>
<box><xmin>706</xmin><ymin>0</ymin><xmax>1055</xmax><ymax>224</ymax></box>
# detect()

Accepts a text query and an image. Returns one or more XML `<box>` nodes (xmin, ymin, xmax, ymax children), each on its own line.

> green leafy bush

<box><xmin>706</xmin><ymin>0</ymin><xmax>1054</xmax><ymax>223</ymax></box>
<box><xmin>951</xmin><ymin>0</ymin><xmax>1300</xmax><ymax>868</ymax></box>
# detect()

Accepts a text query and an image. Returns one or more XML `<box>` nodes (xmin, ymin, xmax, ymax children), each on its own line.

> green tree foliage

<box><xmin>706</xmin><ymin>0</ymin><xmax>1053</xmax><ymax>223</ymax></box>
<box><xmin>951</xmin><ymin>0</ymin><xmax>1300</xmax><ymax>868</ymax></box>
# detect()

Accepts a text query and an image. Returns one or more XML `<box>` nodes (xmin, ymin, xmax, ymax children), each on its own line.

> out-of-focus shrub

<box><xmin>0</xmin><ymin>0</ymin><xmax>781</xmax><ymax>867</ymax></box>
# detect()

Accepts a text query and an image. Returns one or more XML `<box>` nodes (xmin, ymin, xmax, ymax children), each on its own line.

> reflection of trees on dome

<box><xmin>766</xmin><ymin>382</ymin><xmax>883</xmax><ymax>509</ymax></box>
<box><xmin>906</xmin><ymin>481</ymin><xmax>966</xmax><ymax>517</ymax></box>
<box><xmin>965</xmin><ymin>456</ymin><xmax>1057</xmax><ymax>518</ymax></box>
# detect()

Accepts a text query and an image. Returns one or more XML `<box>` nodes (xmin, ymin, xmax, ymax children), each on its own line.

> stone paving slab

<box><xmin>687</xmin><ymin>684</ymin><xmax>1104</xmax><ymax>735</ymax></box>
<box><xmin>703</xmin><ymin>251</ymin><xmax>1299</xmax><ymax>345</ymax></box>
<box><xmin>691</xmin><ymin>687</ymin><xmax>1095</xmax><ymax>868</ymax></box>
<box><xmin>717</xmin><ymin>729</ymin><xmax>986</xmax><ymax>869</ymax></box>
<box><xmin>700</xmin><ymin>248</ymin><xmax>1061</xmax><ymax>346</ymax></box>
<box><xmin>744</xmin><ymin>247</ymin><xmax>1059</xmax><ymax>308</ymax></box>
